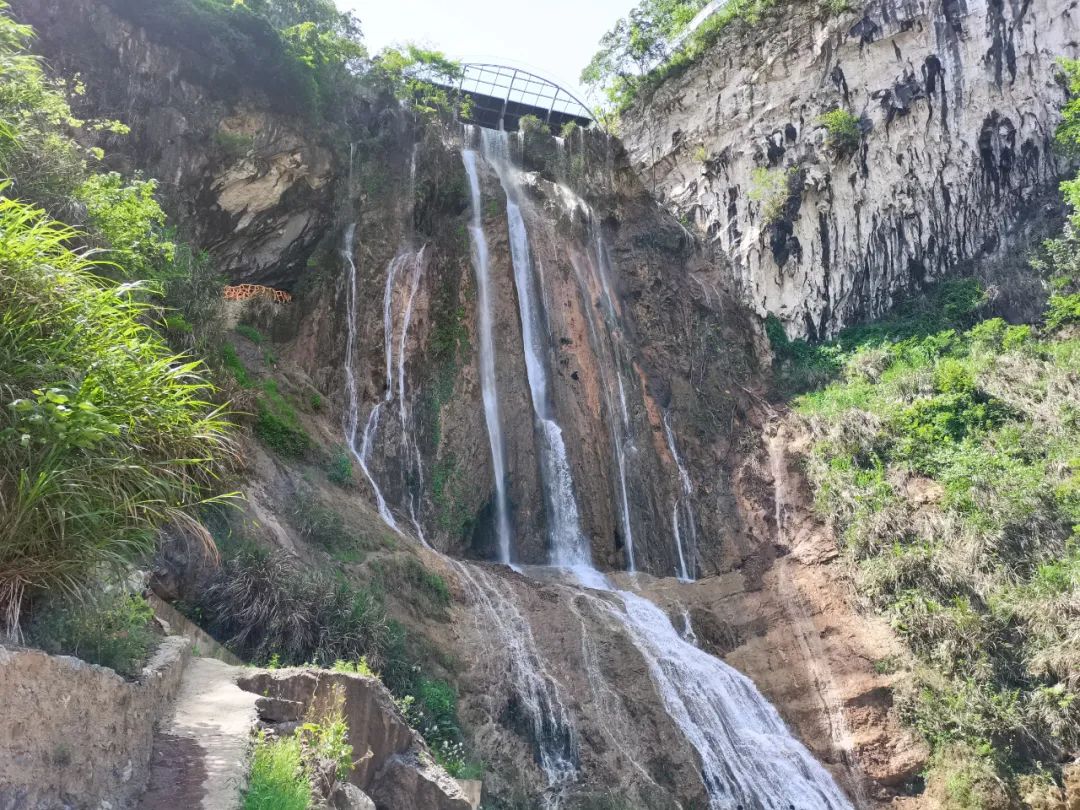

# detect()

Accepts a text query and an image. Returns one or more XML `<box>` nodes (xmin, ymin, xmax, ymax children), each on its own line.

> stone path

<box><xmin>138</xmin><ymin>657</ymin><xmax>258</xmax><ymax>810</ymax></box>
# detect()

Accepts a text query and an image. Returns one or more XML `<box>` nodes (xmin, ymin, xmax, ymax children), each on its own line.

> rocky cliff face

<box><xmin>13</xmin><ymin>0</ymin><xmax>338</xmax><ymax>290</ymax></box>
<box><xmin>12</xmin><ymin>1</ymin><xmax>984</xmax><ymax>806</ymax></box>
<box><xmin>621</xmin><ymin>0</ymin><xmax>1079</xmax><ymax>337</ymax></box>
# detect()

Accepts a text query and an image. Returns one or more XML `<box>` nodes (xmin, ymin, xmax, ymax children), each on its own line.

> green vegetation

<box><xmin>286</xmin><ymin>494</ymin><xmax>388</xmax><ymax>563</ymax></box>
<box><xmin>396</xmin><ymin>677</ymin><xmax>478</xmax><ymax>778</ymax></box>
<box><xmin>769</xmin><ymin>59</ymin><xmax>1080</xmax><ymax>802</ymax></box>
<box><xmin>432</xmin><ymin>454</ymin><xmax>474</xmax><ymax>540</ymax></box>
<box><xmin>255</xmin><ymin>381</ymin><xmax>311</xmax><ymax>457</ymax></box>
<box><xmin>369</xmin><ymin>45</ymin><xmax>470</xmax><ymax>121</ymax></box>
<box><xmin>0</xmin><ymin>194</ymin><xmax>234</xmax><ymax>631</ymax></box>
<box><xmin>244</xmin><ymin>733</ymin><xmax>310</xmax><ymax>810</ymax></box>
<box><xmin>0</xmin><ymin>2</ymin><xmax>236</xmax><ymax>633</ymax></box>
<box><xmin>581</xmin><ymin>0</ymin><xmax>780</xmax><ymax>116</ymax></box>
<box><xmin>749</xmin><ymin>166</ymin><xmax>794</xmax><ymax>225</ymax></box>
<box><xmin>99</xmin><ymin>0</ymin><xmax>364</xmax><ymax>121</ymax></box>
<box><xmin>198</xmin><ymin>539</ymin><xmax>471</xmax><ymax>777</ymax></box>
<box><xmin>220</xmin><ymin>343</ymin><xmax>254</xmax><ymax>387</ymax></box>
<box><xmin>817</xmin><ymin>108</ymin><xmax>862</xmax><ymax>155</ymax></box>
<box><xmin>235</xmin><ymin>323</ymin><xmax>266</xmax><ymax>345</ymax></box>
<box><xmin>518</xmin><ymin>114</ymin><xmax>551</xmax><ymax>138</ymax></box>
<box><xmin>775</xmin><ymin>212</ymin><xmax>1080</xmax><ymax>803</ymax></box>
<box><xmin>28</xmin><ymin>589</ymin><xmax>157</xmax><ymax>678</ymax></box>
<box><xmin>326</xmin><ymin>446</ymin><xmax>354</xmax><ymax>487</ymax></box>
<box><xmin>243</xmin><ymin>686</ymin><xmax>354</xmax><ymax>809</ymax></box>
<box><xmin>199</xmin><ymin>546</ymin><xmax>393</xmax><ymax>668</ymax></box>
<box><xmin>373</xmin><ymin>555</ymin><xmax>451</xmax><ymax>617</ymax></box>
<box><xmin>788</xmin><ymin>294</ymin><xmax>1079</xmax><ymax>801</ymax></box>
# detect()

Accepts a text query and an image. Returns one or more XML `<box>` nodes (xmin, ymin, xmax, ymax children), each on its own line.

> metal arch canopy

<box><xmin>452</xmin><ymin>63</ymin><xmax>594</xmax><ymax>131</ymax></box>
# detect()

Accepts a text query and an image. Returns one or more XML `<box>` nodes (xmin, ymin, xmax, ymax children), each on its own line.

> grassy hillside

<box><xmin>773</xmin><ymin>62</ymin><xmax>1080</xmax><ymax>804</ymax></box>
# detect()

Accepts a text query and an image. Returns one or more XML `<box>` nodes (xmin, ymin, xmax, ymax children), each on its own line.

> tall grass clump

<box><xmin>244</xmin><ymin>733</ymin><xmax>311</xmax><ymax>810</ymax></box>
<box><xmin>198</xmin><ymin>548</ymin><xmax>391</xmax><ymax>668</ymax></box>
<box><xmin>0</xmin><ymin>196</ymin><xmax>235</xmax><ymax>633</ymax></box>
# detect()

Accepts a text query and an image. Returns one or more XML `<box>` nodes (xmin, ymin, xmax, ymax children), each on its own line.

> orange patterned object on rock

<box><xmin>223</xmin><ymin>284</ymin><xmax>292</xmax><ymax>304</ymax></box>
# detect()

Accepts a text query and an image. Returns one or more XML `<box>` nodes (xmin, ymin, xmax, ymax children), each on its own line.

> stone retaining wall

<box><xmin>0</xmin><ymin>636</ymin><xmax>190</xmax><ymax>809</ymax></box>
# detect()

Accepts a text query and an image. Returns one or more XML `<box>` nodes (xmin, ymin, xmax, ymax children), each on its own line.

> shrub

<box><xmin>298</xmin><ymin>685</ymin><xmax>354</xmax><ymax>796</ymax></box>
<box><xmin>749</xmin><ymin>166</ymin><xmax>794</xmax><ymax>225</ymax></box>
<box><xmin>817</xmin><ymin>109</ymin><xmax>862</xmax><ymax>155</ymax></box>
<box><xmin>77</xmin><ymin>172</ymin><xmax>175</xmax><ymax>282</ymax></box>
<box><xmin>518</xmin><ymin>114</ymin><xmax>551</xmax><ymax>138</ymax></box>
<box><xmin>0</xmin><ymin>196</ymin><xmax>234</xmax><ymax>631</ymax></box>
<box><xmin>326</xmin><ymin>447</ymin><xmax>354</xmax><ymax>487</ymax></box>
<box><xmin>28</xmin><ymin>589</ymin><xmax>157</xmax><ymax>678</ymax></box>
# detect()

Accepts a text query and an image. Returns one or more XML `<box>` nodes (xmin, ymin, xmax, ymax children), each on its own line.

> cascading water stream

<box><xmin>663</xmin><ymin>411</ymin><xmax>698</xmax><ymax>581</ymax></box>
<box><xmin>467</xmin><ymin>131</ymin><xmax>855</xmax><ymax>809</ymax></box>
<box><xmin>478</xmin><ymin>129</ymin><xmax>590</xmax><ymax>570</ymax></box>
<box><xmin>455</xmin><ymin>562</ymin><xmax>579</xmax><ymax>799</ymax></box>
<box><xmin>342</xmin><ymin>225</ymin><xmax>400</xmax><ymax>533</ymax></box>
<box><xmin>398</xmin><ymin>247</ymin><xmax>428</xmax><ymax>542</ymax></box>
<box><xmin>462</xmin><ymin>148</ymin><xmax>514</xmax><ymax>564</ymax></box>
<box><xmin>552</xmin><ymin>167</ymin><xmax>639</xmax><ymax>572</ymax></box>
<box><xmin>342</xmin><ymin>140</ymin><xmax>434</xmax><ymax>542</ymax></box>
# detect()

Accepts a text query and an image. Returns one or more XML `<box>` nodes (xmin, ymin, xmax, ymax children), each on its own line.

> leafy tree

<box><xmin>581</xmin><ymin>0</ymin><xmax>707</xmax><ymax>110</ymax></box>
<box><xmin>369</xmin><ymin>45</ymin><xmax>469</xmax><ymax>120</ymax></box>
<box><xmin>77</xmin><ymin>173</ymin><xmax>175</xmax><ymax>281</ymax></box>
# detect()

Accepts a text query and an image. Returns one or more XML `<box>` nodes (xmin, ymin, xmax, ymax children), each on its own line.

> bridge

<box><xmin>449</xmin><ymin>63</ymin><xmax>594</xmax><ymax>132</ymax></box>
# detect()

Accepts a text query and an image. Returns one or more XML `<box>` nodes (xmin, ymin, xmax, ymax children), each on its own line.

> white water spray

<box><xmin>479</xmin><ymin>128</ymin><xmax>590</xmax><ymax>570</ymax></box>
<box><xmin>456</xmin><ymin>562</ymin><xmax>578</xmax><ymax>797</ymax></box>
<box><xmin>663</xmin><ymin>411</ymin><xmax>697</xmax><ymax>580</ymax></box>
<box><xmin>462</xmin><ymin>148</ymin><xmax>514</xmax><ymax>564</ymax></box>
<box><xmin>342</xmin><ymin>226</ymin><xmax>400</xmax><ymax>533</ymax></box>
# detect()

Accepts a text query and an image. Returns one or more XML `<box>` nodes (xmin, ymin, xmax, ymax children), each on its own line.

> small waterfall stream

<box><xmin>663</xmin><ymin>411</ymin><xmax>698</xmax><ymax>581</ymax></box>
<box><xmin>478</xmin><ymin>129</ymin><xmax>591</xmax><ymax>570</ymax></box>
<box><xmin>342</xmin><ymin>224</ymin><xmax>400</xmax><ymax>533</ymax></box>
<box><xmin>462</xmin><ymin>148</ymin><xmax>514</xmax><ymax>564</ymax></box>
<box><xmin>455</xmin><ymin>562</ymin><xmax>579</xmax><ymax>796</ymax></box>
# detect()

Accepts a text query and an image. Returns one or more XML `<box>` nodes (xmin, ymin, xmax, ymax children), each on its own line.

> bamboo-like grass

<box><xmin>0</xmin><ymin>195</ymin><xmax>236</xmax><ymax>633</ymax></box>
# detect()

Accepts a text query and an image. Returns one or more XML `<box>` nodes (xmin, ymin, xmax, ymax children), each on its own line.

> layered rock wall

<box><xmin>621</xmin><ymin>0</ymin><xmax>1079</xmax><ymax>337</ymax></box>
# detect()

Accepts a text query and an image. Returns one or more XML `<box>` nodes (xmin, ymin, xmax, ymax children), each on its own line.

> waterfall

<box><xmin>399</xmin><ymin>247</ymin><xmax>428</xmax><ymax>543</ymax></box>
<box><xmin>342</xmin><ymin>140</ymin><xmax>432</xmax><ymax>539</ymax></box>
<box><xmin>464</xmin><ymin>131</ymin><xmax>854</xmax><ymax>810</ymax></box>
<box><xmin>478</xmin><ymin>128</ymin><xmax>590</xmax><ymax>571</ymax></box>
<box><xmin>663</xmin><ymin>411</ymin><xmax>697</xmax><ymax>581</ymax></box>
<box><xmin>342</xmin><ymin>225</ymin><xmax>400</xmax><ymax>532</ymax></box>
<box><xmin>455</xmin><ymin>562</ymin><xmax>579</xmax><ymax>800</ymax></box>
<box><xmin>611</xmin><ymin>589</ymin><xmax>854</xmax><ymax>810</ymax></box>
<box><xmin>462</xmin><ymin>148</ymin><xmax>514</xmax><ymax>564</ymax></box>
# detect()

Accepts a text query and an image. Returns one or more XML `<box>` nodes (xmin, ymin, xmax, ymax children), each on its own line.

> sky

<box><xmin>341</xmin><ymin>0</ymin><xmax>637</xmax><ymax>101</ymax></box>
